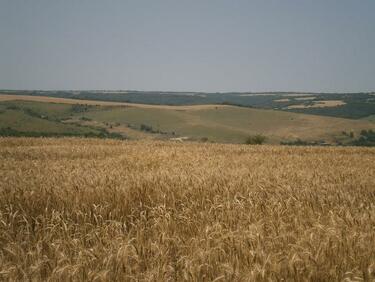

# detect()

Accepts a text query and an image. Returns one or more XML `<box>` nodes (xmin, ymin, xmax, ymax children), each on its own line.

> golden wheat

<box><xmin>0</xmin><ymin>137</ymin><xmax>374</xmax><ymax>281</ymax></box>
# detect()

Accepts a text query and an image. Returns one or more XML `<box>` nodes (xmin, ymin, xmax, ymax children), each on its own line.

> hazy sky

<box><xmin>0</xmin><ymin>0</ymin><xmax>374</xmax><ymax>92</ymax></box>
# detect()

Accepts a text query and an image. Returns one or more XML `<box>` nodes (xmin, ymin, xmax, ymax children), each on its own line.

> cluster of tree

<box><xmin>287</xmin><ymin>102</ymin><xmax>375</xmax><ymax>119</ymax></box>
<box><xmin>0</xmin><ymin>127</ymin><xmax>125</xmax><ymax>140</ymax></box>
<box><xmin>140</xmin><ymin>124</ymin><xmax>153</xmax><ymax>132</ymax></box>
<box><xmin>23</xmin><ymin>108</ymin><xmax>44</xmax><ymax>119</ymax></box>
<box><xmin>5</xmin><ymin>105</ymin><xmax>41</xmax><ymax>118</ymax></box>
<box><xmin>349</xmin><ymin>129</ymin><xmax>375</xmax><ymax>147</ymax></box>
<box><xmin>71</xmin><ymin>104</ymin><xmax>90</xmax><ymax>113</ymax></box>
<box><xmin>5</xmin><ymin>105</ymin><xmax>20</xmax><ymax>110</ymax></box>
<box><xmin>281</xmin><ymin>130</ymin><xmax>375</xmax><ymax>147</ymax></box>
<box><xmin>6</xmin><ymin>104</ymin><xmax>57</xmax><ymax>121</ymax></box>
<box><xmin>139</xmin><ymin>124</ymin><xmax>172</xmax><ymax>135</ymax></box>
<box><xmin>80</xmin><ymin>116</ymin><xmax>92</xmax><ymax>121</ymax></box>
<box><xmin>245</xmin><ymin>134</ymin><xmax>267</xmax><ymax>145</ymax></box>
<box><xmin>280</xmin><ymin>139</ymin><xmax>329</xmax><ymax>146</ymax></box>
<box><xmin>342</xmin><ymin>131</ymin><xmax>354</xmax><ymax>138</ymax></box>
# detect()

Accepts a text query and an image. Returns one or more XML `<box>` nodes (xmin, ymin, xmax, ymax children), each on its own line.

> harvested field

<box><xmin>0</xmin><ymin>138</ymin><xmax>374</xmax><ymax>281</ymax></box>
<box><xmin>283</xmin><ymin>94</ymin><xmax>312</xmax><ymax>97</ymax></box>
<box><xmin>0</xmin><ymin>94</ymin><xmax>227</xmax><ymax>110</ymax></box>
<box><xmin>287</xmin><ymin>100</ymin><xmax>347</xmax><ymax>109</ymax></box>
<box><xmin>273</xmin><ymin>98</ymin><xmax>290</xmax><ymax>102</ymax></box>
<box><xmin>295</xmin><ymin>96</ymin><xmax>316</xmax><ymax>101</ymax></box>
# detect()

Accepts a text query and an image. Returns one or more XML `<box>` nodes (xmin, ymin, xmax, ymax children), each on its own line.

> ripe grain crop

<box><xmin>0</xmin><ymin>138</ymin><xmax>374</xmax><ymax>281</ymax></box>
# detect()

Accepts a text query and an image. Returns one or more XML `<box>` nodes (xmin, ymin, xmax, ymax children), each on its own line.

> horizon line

<box><xmin>1</xmin><ymin>89</ymin><xmax>375</xmax><ymax>94</ymax></box>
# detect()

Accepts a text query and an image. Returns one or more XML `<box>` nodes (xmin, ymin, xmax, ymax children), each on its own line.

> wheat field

<box><xmin>0</xmin><ymin>138</ymin><xmax>374</xmax><ymax>281</ymax></box>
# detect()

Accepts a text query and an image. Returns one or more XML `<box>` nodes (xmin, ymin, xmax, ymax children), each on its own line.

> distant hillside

<box><xmin>0</xmin><ymin>94</ymin><xmax>373</xmax><ymax>145</ymax></box>
<box><xmin>1</xmin><ymin>90</ymin><xmax>374</xmax><ymax>119</ymax></box>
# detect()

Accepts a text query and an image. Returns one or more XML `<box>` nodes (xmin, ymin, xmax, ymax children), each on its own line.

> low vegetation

<box><xmin>2</xmin><ymin>90</ymin><xmax>374</xmax><ymax>119</ymax></box>
<box><xmin>0</xmin><ymin>138</ymin><xmax>374</xmax><ymax>281</ymax></box>
<box><xmin>350</xmin><ymin>129</ymin><xmax>375</xmax><ymax>146</ymax></box>
<box><xmin>245</xmin><ymin>134</ymin><xmax>267</xmax><ymax>145</ymax></box>
<box><xmin>281</xmin><ymin>130</ymin><xmax>375</xmax><ymax>147</ymax></box>
<box><xmin>0</xmin><ymin>126</ymin><xmax>125</xmax><ymax>139</ymax></box>
<box><xmin>1</xmin><ymin>96</ymin><xmax>373</xmax><ymax>144</ymax></box>
<box><xmin>280</xmin><ymin>139</ymin><xmax>328</xmax><ymax>146</ymax></box>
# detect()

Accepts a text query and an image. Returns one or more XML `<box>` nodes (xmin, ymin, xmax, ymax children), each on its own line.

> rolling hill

<box><xmin>0</xmin><ymin>94</ymin><xmax>373</xmax><ymax>144</ymax></box>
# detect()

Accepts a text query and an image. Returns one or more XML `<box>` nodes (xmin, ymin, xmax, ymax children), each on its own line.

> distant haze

<box><xmin>0</xmin><ymin>0</ymin><xmax>374</xmax><ymax>92</ymax></box>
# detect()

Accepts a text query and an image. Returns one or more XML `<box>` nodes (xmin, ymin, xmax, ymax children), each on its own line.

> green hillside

<box><xmin>80</xmin><ymin>105</ymin><xmax>374</xmax><ymax>143</ymax></box>
<box><xmin>0</xmin><ymin>101</ymin><xmax>117</xmax><ymax>138</ymax></box>
<box><xmin>0</xmin><ymin>97</ymin><xmax>373</xmax><ymax>144</ymax></box>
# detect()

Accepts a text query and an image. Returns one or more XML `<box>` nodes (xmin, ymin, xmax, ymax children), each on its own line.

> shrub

<box><xmin>140</xmin><ymin>124</ymin><xmax>153</xmax><ymax>132</ymax></box>
<box><xmin>71</xmin><ymin>104</ymin><xmax>89</xmax><ymax>113</ymax></box>
<box><xmin>245</xmin><ymin>134</ymin><xmax>266</xmax><ymax>145</ymax></box>
<box><xmin>6</xmin><ymin>105</ymin><xmax>20</xmax><ymax>110</ymax></box>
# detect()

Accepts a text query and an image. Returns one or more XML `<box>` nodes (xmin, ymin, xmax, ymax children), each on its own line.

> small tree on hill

<box><xmin>245</xmin><ymin>134</ymin><xmax>267</xmax><ymax>145</ymax></box>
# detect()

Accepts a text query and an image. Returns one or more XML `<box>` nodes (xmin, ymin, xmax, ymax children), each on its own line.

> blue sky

<box><xmin>0</xmin><ymin>0</ymin><xmax>374</xmax><ymax>92</ymax></box>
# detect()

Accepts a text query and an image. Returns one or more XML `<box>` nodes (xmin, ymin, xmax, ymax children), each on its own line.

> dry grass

<box><xmin>287</xmin><ymin>100</ymin><xmax>346</xmax><ymax>109</ymax></box>
<box><xmin>0</xmin><ymin>94</ymin><xmax>227</xmax><ymax>110</ymax></box>
<box><xmin>273</xmin><ymin>98</ymin><xmax>290</xmax><ymax>102</ymax></box>
<box><xmin>295</xmin><ymin>97</ymin><xmax>316</xmax><ymax>101</ymax></box>
<box><xmin>283</xmin><ymin>94</ymin><xmax>312</xmax><ymax>97</ymax></box>
<box><xmin>0</xmin><ymin>138</ymin><xmax>374</xmax><ymax>281</ymax></box>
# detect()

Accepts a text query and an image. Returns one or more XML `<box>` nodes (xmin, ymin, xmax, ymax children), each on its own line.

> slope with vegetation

<box><xmin>2</xmin><ymin>90</ymin><xmax>374</xmax><ymax>120</ymax></box>
<box><xmin>0</xmin><ymin>100</ymin><xmax>123</xmax><ymax>139</ymax></box>
<box><xmin>0</xmin><ymin>95</ymin><xmax>373</xmax><ymax>144</ymax></box>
